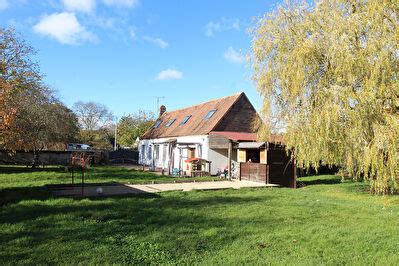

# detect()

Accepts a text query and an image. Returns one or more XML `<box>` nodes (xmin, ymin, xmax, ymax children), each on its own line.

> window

<box><xmin>162</xmin><ymin>144</ymin><xmax>168</xmax><ymax>164</ymax></box>
<box><xmin>197</xmin><ymin>144</ymin><xmax>202</xmax><ymax>158</ymax></box>
<box><xmin>141</xmin><ymin>145</ymin><xmax>145</xmax><ymax>157</ymax></box>
<box><xmin>180</xmin><ymin>115</ymin><xmax>191</xmax><ymax>125</ymax></box>
<box><xmin>165</xmin><ymin>118</ymin><xmax>176</xmax><ymax>127</ymax></box>
<box><xmin>147</xmin><ymin>146</ymin><xmax>152</xmax><ymax>160</ymax></box>
<box><xmin>204</xmin><ymin>109</ymin><xmax>217</xmax><ymax>120</ymax></box>
<box><xmin>153</xmin><ymin>120</ymin><xmax>162</xmax><ymax>129</ymax></box>
<box><xmin>154</xmin><ymin>145</ymin><xmax>160</xmax><ymax>160</ymax></box>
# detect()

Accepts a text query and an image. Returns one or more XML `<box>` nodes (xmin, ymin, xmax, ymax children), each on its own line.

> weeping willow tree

<box><xmin>251</xmin><ymin>0</ymin><xmax>398</xmax><ymax>194</ymax></box>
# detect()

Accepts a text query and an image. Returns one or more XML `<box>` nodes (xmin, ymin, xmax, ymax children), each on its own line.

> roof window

<box><xmin>165</xmin><ymin>119</ymin><xmax>176</xmax><ymax>127</ymax></box>
<box><xmin>204</xmin><ymin>109</ymin><xmax>217</xmax><ymax>120</ymax></box>
<box><xmin>181</xmin><ymin>115</ymin><xmax>191</xmax><ymax>125</ymax></box>
<box><xmin>153</xmin><ymin>120</ymin><xmax>162</xmax><ymax>129</ymax></box>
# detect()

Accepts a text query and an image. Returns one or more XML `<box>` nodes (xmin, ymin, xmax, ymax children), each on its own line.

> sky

<box><xmin>1</xmin><ymin>0</ymin><xmax>281</xmax><ymax>117</ymax></box>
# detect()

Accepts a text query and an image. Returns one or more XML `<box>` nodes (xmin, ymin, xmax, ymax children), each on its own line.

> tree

<box><xmin>0</xmin><ymin>28</ymin><xmax>79</xmax><ymax>157</ymax></box>
<box><xmin>46</xmin><ymin>103</ymin><xmax>80</xmax><ymax>149</ymax></box>
<box><xmin>1</xmin><ymin>27</ymin><xmax>42</xmax><ymax>143</ymax></box>
<box><xmin>117</xmin><ymin>110</ymin><xmax>155</xmax><ymax>148</ymax></box>
<box><xmin>72</xmin><ymin>101</ymin><xmax>114</xmax><ymax>148</ymax></box>
<box><xmin>4</xmin><ymin>89</ymin><xmax>79</xmax><ymax>150</ymax></box>
<box><xmin>251</xmin><ymin>0</ymin><xmax>398</xmax><ymax>194</ymax></box>
<box><xmin>73</xmin><ymin>101</ymin><xmax>113</xmax><ymax>131</ymax></box>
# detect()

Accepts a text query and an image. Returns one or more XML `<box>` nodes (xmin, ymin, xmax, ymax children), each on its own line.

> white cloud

<box><xmin>0</xmin><ymin>0</ymin><xmax>9</xmax><ymax>10</ymax></box>
<box><xmin>102</xmin><ymin>0</ymin><xmax>139</xmax><ymax>8</ymax></box>
<box><xmin>93</xmin><ymin>16</ymin><xmax>118</xmax><ymax>29</ymax></box>
<box><xmin>143</xmin><ymin>36</ymin><xmax>168</xmax><ymax>49</ymax></box>
<box><xmin>129</xmin><ymin>28</ymin><xmax>136</xmax><ymax>39</ymax></box>
<box><xmin>204</xmin><ymin>18</ymin><xmax>240</xmax><ymax>37</ymax></box>
<box><xmin>33</xmin><ymin>12</ymin><xmax>96</xmax><ymax>45</ymax></box>
<box><xmin>155</xmin><ymin>69</ymin><xmax>183</xmax><ymax>80</ymax></box>
<box><xmin>224</xmin><ymin>46</ymin><xmax>245</xmax><ymax>64</ymax></box>
<box><xmin>62</xmin><ymin>0</ymin><xmax>95</xmax><ymax>13</ymax></box>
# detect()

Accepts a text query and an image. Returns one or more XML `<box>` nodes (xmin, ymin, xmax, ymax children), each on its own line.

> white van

<box><xmin>67</xmin><ymin>143</ymin><xmax>92</xmax><ymax>151</ymax></box>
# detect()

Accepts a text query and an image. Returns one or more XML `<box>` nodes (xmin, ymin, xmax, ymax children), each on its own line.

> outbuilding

<box><xmin>139</xmin><ymin>92</ymin><xmax>296</xmax><ymax>188</ymax></box>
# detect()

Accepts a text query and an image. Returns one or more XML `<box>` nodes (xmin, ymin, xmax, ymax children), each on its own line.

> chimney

<box><xmin>159</xmin><ymin>105</ymin><xmax>166</xmax><ymax>117</ymax></box>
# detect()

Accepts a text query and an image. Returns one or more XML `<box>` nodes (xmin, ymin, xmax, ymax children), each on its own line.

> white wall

<box><xmin>207</xmin><ymin>148</ymin><xmax>237</xmax><ymax>175</ymax></box>
<box><xmin>139</xmin><ymin>135</ymin><xmax>208</xmax><ymax>171</ymax></box>
<box><xmin>138</xmin><ymin>139</ymin><xmax>153</xmax><ymax>166</ymax></box>
<box><xmin>208</xmin><ymin>148</ymin><xmax>228</xmax><ymax>174</ymax></box>
<box><xmin>139</xmin><ymin>135</ymin><xmax>236</xmax><ymax>175</ymax></box>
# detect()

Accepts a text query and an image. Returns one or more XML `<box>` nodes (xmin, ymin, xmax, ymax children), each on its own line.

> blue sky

<box><xmin>1</xmin><ymin>0</ymin><xmax>280</xmax><ymax>116</ymax></box>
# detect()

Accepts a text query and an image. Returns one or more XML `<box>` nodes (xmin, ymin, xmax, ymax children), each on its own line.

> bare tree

<box><xmin>73</xmin><ymin>101</ymin><xmax>113</xmax><ymax>131</ymax></box>
<box><xmin>72</xmin><ymin>101</ymin><xmax>113</xmax><ymax>146</ymax></box>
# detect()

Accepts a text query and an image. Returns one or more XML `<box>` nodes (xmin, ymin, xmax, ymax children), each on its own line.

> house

<box><xmin>139</xmin><ymin>92</ymin><xmax>296</xmax><ymax>187</ymax></box>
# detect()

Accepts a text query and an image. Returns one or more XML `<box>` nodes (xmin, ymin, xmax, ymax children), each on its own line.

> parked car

<box><xmin>66</xmin><ymin>143</ymin><xmax>92</xmax><ymax>151</ymax></box>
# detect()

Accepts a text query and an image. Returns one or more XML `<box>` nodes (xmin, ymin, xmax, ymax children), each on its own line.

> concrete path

<box><xmin>130</xmin><ymin>180</ymin><xmax>274</xmax><ymax>193</ymax></box>
<box><xmin>50</xmin><ymin>180</ymin><xmax>278</xmax><ymax>197</ymax></box>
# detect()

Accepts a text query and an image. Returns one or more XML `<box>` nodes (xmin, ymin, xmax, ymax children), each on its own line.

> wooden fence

<box><xmin>240</xmin><ymin>162</ymin><xmax>269</xmax><ymax>184</ymax></box>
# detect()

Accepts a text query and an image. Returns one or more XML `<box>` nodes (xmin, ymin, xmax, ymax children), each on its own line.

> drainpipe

<box><xmin>227</xmin><ymin>140</ymin><xmax>232</xmax><ymax>180</ymax></box>
<box><xmin>178</xmin><ymin>147</ymin><xmax>183</xmax><ymax>177</ymax></box>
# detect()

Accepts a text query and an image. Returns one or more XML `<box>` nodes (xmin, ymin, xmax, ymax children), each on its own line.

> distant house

<box><xmin>139</xmin><ymin>92</ymin><xmax>296</xmax><ymax>187</ymax></box>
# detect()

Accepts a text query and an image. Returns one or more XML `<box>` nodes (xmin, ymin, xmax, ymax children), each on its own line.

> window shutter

<box><xmin>260</xmin><ymin>149</ymin><xmax>267</xmax><ymax>164</ymax></box>
<box><xmin>238</xmin><ymin>149</ymin><xmax>246</xmax><ymax>163</ymax></box>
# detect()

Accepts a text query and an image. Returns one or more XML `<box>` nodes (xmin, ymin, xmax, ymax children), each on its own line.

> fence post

<box><xmin>239</xmin><ymin>163</ymin><xmax>242</xmax><ymax>181</ymax></box>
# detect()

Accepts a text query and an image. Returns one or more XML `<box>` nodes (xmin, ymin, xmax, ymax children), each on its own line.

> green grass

<box><xmin>1</xmin><ymin>166</ymin><xmax>399</xmax><ymax>264</ymax></box>
<box><xmin>0</xmin><ymin>165</ymin><xmax>217</xmax><ymax>188</ymax></box>
<box><xmin>0</xmin><ymin>165</ymin><xmax>217</xmax><ymax>206</ymax></box>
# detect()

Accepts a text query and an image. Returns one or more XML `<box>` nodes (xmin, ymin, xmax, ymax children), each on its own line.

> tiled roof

<box><xmin>141</xmin><ymin>93</ymin><xmax>244</xmax><ymax>139</ymax></box>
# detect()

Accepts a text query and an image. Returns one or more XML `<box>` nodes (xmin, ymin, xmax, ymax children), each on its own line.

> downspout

<box><xmin>227</xmin><ymin>140</ymin><xmax>232</xmax><ymax>180</ymax></box>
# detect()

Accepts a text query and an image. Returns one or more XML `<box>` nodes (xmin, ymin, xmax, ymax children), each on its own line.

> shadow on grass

<box><xmin>0</xmin><ymin>183</ymin><xmax>165</xmax><ymax>207</ymax></box>
<box><xmin>340</xmin><ymin>180</ymin><xmax>370</xmax><ymax>194</ymax></box>
<box><xmin>0</xmin><ymin>186</ymin><xmax>52</xmax><ymax>206</ymax></box>
<box><xmin>300</xmin><ymin>177</ymin><xmax>342</xmax><ymax>186</ymax></box>
<box><xmin>298</xmin><ymin>175</ymin><xmax>372</xmax><ymax>195</ymax></box>
<box><xmin>0</xmin><ymin>192</ymin><xmax>273</xmax><ymax>264</ymax></box>
<box><xmin>295</xmin><ymin>175</ymin><xmax>343</xmax><ymax>188</ymax></box>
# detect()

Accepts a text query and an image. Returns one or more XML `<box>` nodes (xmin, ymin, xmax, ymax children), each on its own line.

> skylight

<box><xmin>204</xmin><ymin>109</ymin><xmax>217</xmax><ymax>120</ymax></box>
<box><xmin>153</xmin><ymin>120</ymin><xmax>162</xmax><ymax>128</ymax></box>
<box><xmin>165</xmin><ymin>118</ymin><xmax>176</xmax><ymax>127</ymax></box>
<box><xmin>181</xmin><ymin>115</ymin><xmax>191</xmax><ymax>125</ymax></box>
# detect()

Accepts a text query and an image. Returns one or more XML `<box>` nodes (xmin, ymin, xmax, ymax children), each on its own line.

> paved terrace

<box><xmin>50</xmin><ymin>180</ymin><xmax>278</xmax><ymax>197</ymax></box>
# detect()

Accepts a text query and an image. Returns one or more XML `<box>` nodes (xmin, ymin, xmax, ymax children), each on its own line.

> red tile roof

<box><xmin>141</xmin><ymin>93</ymin><xmax>245</xmax><ymax>139</ymax></box>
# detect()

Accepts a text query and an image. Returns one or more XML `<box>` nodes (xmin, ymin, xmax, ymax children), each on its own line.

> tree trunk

<box><xmin>31</xmin><ymin>149</ymin><xmax>40</xmax><ymax>168</ymax></box>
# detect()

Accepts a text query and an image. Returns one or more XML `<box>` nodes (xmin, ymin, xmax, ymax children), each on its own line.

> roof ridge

<box><xmin>162</xmin><ymin>92</ymin><xmax>243</xmax><ymax>114</ymax></box>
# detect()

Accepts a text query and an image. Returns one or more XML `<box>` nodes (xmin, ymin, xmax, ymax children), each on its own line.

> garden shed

<box><xmin>209</xmin><ymin>131</ymin><xmax>296</xmax><ymax>188</ymax></box>
<box><xmin>237</xmin><ymin>142</ymin><xmax>296</xmax><ymax>188</ymax></box>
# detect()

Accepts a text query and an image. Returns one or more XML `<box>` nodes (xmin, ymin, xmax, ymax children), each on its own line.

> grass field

<box><xmin>1</xmin><ymin>166</ymin><xmax>399</xmax><ymax>264</ymax></box>
<box><xmin>0</xmin><ymin>165</ymin><xmax>216</xmax><ymax>205</ymax></box>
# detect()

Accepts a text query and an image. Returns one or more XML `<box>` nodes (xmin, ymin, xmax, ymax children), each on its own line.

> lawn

<box><xmin>0</xmin><ymin>165</ymin><xmax>216</xmax><ymax>205</ymax></box>
<box><xmin>1</xmin><ymin>167</ymin><xmax>399</xmax><ymax>264</ymax></box>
